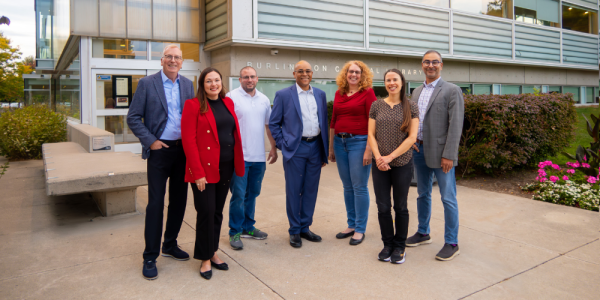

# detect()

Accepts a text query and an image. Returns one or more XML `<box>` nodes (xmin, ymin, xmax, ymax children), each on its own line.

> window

<box><xmin>97</xmin><ymin>116</ymin><xmax>139</xmax><ymax>144</ymax></box>
<box><xmin>522</xmin><ymin>85</ymin><xmax>541</xmax><ymax>94</ymax></box>
<box><xmin>92</xmin><ymin>38</ymin><xmax>148</xmax><ymax>60</ymax></box>
<box><xmin>230</xmin><ymin>79</ymin><xmax>337</xmax><ymax>104</ymax></box>
<box><xmin>585</xmin><ymin>87</ymin><xmax>595</xmax><ymax>103</ymax></box>
<box><xmin>548</xmin><ymin>86</ymin><xmax>561</xmax><ymax>93</ymax></box>
<box><xmin>455</xmin><ymin>83</ymin><xmax>472</xmax><ymax>95</ymax></box>
<box><xmin>514</xmin><ymin>0</ymin><xmax>559</xmax><ymax>27</ymax></box>
<box><xmin>452</xmin><ymin>0</ymin><xmax>513</xmax><ymax>19</ymax></box>
<box><xmin>501</xmin><ymin>85</ymin><xmax>522</xmax><ymax>95</ymax></box>
<box><xmin>96</xmin><ymin>74</ymin><xmax>145</xmax><ymax>109</ymax></box>
<box><xmin>474</xmin><ymin>84</ymin><xmax>493</xmax><ymax>95</ymax></box>
<box><xmin>35</xmin><ymin>0</ymin><xmax>53</xmax><ymax>59</ymax></box>
<box><xmin>562</xmin><ymin>86</ymin><xmax>580</xmax><ymax>102</ymax></box>
<box><xmin>562</xmin><ymin>5</ymin><xmax>598</xmax><ymax>34</ymax></box>
<box><xmin>150</xmin><ymin>42</ymin><xmax>200</xmax><ymax>62</ymax></box>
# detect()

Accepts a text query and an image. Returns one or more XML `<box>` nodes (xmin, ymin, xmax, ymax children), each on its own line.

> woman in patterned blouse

<box><xmin>367</xmin><ymin>69</ymin><xmax>419</xmax><ymax>264</ymax></box>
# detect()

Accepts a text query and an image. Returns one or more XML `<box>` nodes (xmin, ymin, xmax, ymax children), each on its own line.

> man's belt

<box><xmin>159</xmin><ymin>139</ymin><xmax>182</xmax><ymax>146</ymax></box>
<box><xmin>302</xmin><ymin>134</ymin><xmax>321</xmax><ymax>142</ymax></box>
<box><xmin>336</xmin><ymin>133</ymin><xmax>355</xmax><ymax>138</ymax></box>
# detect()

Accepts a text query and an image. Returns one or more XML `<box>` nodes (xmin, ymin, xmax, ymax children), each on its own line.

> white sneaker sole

<box><xmin>378</xmin><ymin>255</ymin><xmax>391</xmax><ymax>262</ymax></box>
<box><xmin>391</xmin><ymin>252</ymin><xmax>406</xmax><ymax>264</ymax></box>
<box><xmin>435</xmin><ymin>249</ymin><xmax>460</xmax><ymax>261</ymax></box>
<box><xmin>406</xmin><ymin>239</ymin><xmax>432</xmax><ymax>247</ymax></box>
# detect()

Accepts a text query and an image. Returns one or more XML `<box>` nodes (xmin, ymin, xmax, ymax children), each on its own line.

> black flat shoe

<box><xmin>290</xmin><ymin>234</ymin><xmax>302</xmax><ymax>248</ymax></box>
<box><xmin>336</xmin><ymin>231</ymin><xmax>355</xmax><ymax>239</ymax></box>
<box><xmin>211</xmin><ymin>261</ymin><xmax>229</xmax><ymax>271</ymax></box>
<box><xmin>200</xmin><ymin>269</ymin><xmax>212</xmax><ymax>280</ymax></box>
<box><xmin>300</xmin><ymin>230</ymin><xmax>322</xmax><ymax>242</ymax></box>
<box><xmin>349</xmin><ymin>234</ymin><xmax>365</xmax><ymax>245</ymax></box>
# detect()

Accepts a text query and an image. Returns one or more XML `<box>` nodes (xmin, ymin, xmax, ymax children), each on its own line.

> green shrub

<box><xmin>460</xmin><ymin>93</ymin><xmax>577</xmax><ymax>175</ymax></box>
<box><xmin>327</xmin><ymin>101</ymin><xmax>333</xmax><ymax>125</ymax></box>
<box><xmin>0</xmin><ymin>105</ymin><xmax>67</xmax><ymax>160</ymax></box>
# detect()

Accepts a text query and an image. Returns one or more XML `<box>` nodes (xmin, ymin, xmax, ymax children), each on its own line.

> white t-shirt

<box><xmin>226</xmin><ymin>86</ymin><xmax>272</xmax><ymax>162</ymax></box>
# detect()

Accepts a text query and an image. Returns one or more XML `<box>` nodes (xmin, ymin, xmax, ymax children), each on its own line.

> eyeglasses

<box><xmin>164</xmin><ymin>55</ymin><xmax>183</xmax><ymax>62</ymax></box>
<box><xmin>241</xmin><ymin>75</ymin><xmax>257</xmax><ymax>80</ymax></box>
<box><xmin>422</xmin><ymin>60</ymin><xmax>441</xmax><ymax>66</ymax></box>
<box><xmin>348</xmin><ymin>70</ymin><xmax>362</xmax><ymax>75</ymax></box>
<box><xmin>295</xmin><ymin>69</ymin><xmax>313</xmax><ymax>75</ymax></box>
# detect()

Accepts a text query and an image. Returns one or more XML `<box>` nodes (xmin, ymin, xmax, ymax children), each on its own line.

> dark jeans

<box><xmin>191</xmin><ymin>160</ymin><xmax>234</xmax><ymax>261</ymax></box>
<box><xmin>372</xmin><ymin>159</ymin><xmax>413</xmax><ymax>250</ymax></box>
<box><xmin>144</xmin><ymin>141</ymin><xmax>188</xmax><ymax>261</ymax></box>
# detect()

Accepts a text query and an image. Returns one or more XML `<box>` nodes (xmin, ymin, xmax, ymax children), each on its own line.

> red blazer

<box><xmin>181</xmin><ymin>97</ymin><xmax>245</xmax><ymax>183</ymax></box>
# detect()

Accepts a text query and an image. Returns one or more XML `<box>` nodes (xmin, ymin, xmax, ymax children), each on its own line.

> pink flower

<box><xmin>539</xmin><ymin>177</ymin><xmax>547</xmax><ymax>182</ymax></box>
<box><xmin>563</xmin><ymin>176</ymin><xmax>569</xmax><ymax>181</ymax></box>
<box><xmin>587</xmin><ymin>176</ymin><xmax>597</xmax><ymax>184</ymax></box>
<box><xmin>582</xmin><ymin>163</ymin><xmax>590</xmax><ymax>168</ymax></box>
<box><xmin>567</xmin><ymin>169</ymin><xmax>575</xmax><ymax>174</ymax></box>
<box><xmin>573</xmin><ymin>162</ymin><xmax>581</xmax><ymax>168</ymax></box>
<box><xmin>584</xmin><ymin>155</ymin><xmax>587</xmax><ymax>161</ymax></box>
<box><xmin>549</xmin><ymin>176</ymin><xmax>559</xmax><ymax>183</ymax></box>
<box><xmin>538</xmin><ymin>171</ymin><xmax>547</xmax><ymax>177</ymax></box>
<box><xmin>552</xmin><ymin>164</ymin><xmax>560</xmax><ymax>170</ymax></box>
<box><xmin>536</xmin><ymin>176</ymin><xmax>547</xmax><ymax>182</ymax></box>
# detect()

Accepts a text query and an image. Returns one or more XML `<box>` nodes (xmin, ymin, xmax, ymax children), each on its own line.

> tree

<box><xmin>23</xmin><ymin>56</ymin><xmax>35</xmax><ymax>70</ymax></box>
<box><xmin>0</xmin><ymin>32</ymin><xmax>31</xmax><ymax>103</ymax></box>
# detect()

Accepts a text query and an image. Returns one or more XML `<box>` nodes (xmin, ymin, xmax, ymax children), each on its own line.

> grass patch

<box><xmin>547</xmin><ymin>105</ymin><xmax>600</xmax><ymax>165</ymax></box>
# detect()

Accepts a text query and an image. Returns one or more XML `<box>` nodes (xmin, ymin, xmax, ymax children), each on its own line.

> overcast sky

<box><xmin>1</xmin><ymin>1</ymin><xmax>36</xmax><ymax>60</ymax></box>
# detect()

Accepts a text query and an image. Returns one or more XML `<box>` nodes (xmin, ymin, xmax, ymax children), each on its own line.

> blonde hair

<box><xmin>336</xmin><ymin>61</ymin><xmax>373</xmax><ymax>95</ymax></box>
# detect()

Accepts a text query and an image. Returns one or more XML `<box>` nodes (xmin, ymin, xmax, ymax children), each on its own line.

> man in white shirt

<box><xmin>227</xmin><ymin>66</ymin><xmax>278</xmax><ymax>250</ymax></box>
<box><xmin>269</xmin><ymin>61</ymin><xmax>330</xmax><ymax>248</ymax></box>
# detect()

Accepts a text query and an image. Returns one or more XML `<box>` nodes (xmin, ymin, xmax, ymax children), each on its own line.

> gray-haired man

<box><xmin>407</xmin><ymin>50</ymin><xmax>464</xmax><ymax>261</ymax></box>
<box><xmin>127</xmin><ymin>45</ymin><xmax>195</xmax><ymax>279</ymax></box>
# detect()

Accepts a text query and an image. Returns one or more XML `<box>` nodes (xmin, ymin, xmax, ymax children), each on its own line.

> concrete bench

<box><xmin>43</xmin><ymin>123</ymin><xmax>147</xmax><ymax>216</ymax></box>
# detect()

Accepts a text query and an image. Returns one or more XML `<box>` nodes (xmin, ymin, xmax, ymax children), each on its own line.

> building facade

<box><xmin>30</xmin><ymin>0</ymin><xmax>600</xmax><ymax>152</ymax></box>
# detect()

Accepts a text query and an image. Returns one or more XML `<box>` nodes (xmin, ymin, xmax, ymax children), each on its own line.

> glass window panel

<box><xmin>409</xmin><ymin>82</ymin><xmax>423</xmax><ymax>95</ymax></box>
<box><xmin>36</xmin><ymin>0</ymin><xmax>53</xmax><ymax>59</ymax></box>
<box><xmin>231</xmin><ymin>79</ymin><xmax>336</xmax><ymax>105</ymax></box>
<box><xmin>492</xmin><ymin>84</ymin><xmax>501</xmax><ymax>94</ymax></box>
<box><xmin>474</xmin><ymin>84</ymin><xmax>493</xmax><ymax>95</ymax></box>
<box><xmin>452</xmin><ymin>0</ymin><xmax>513</xmax><ymax>19</ymax></box>
<box><xmin>522</xmin><ymin>85</ymin><xmax>541</xmax><ymax>94</ymax></box>
<box><xmin>455</xmin><ymin>83</ymin><xmax>472</xmax><ymax>95</ymax></box>
<box><xmin>99</xmin><ymin>0</ymin><xmax>126</xmax><ymax>37</ymax></box>
<box><xmin>25</xmin><ymin>91</ymin><xmax>51</xmax><ymax>106</ymax></box>
<box><xmin>177</xmin><ymin>0</ymin><xmax>200</xmax><ymax>42</ymax></box>
<box><xmin>562</xmin><ymin>86</ymin><xmax>580</xmax><ymax>102</ymax></box>
<box><xmin>153</xmin><ymin>0</ymin><xmax>177</xmax><ymax>40</ymax></box>
<box><xmin>585</xmin><ymin>87</ymin><xmax>594</xmax><ymax>103</ymax></box>
<box><xmin>501</xmin><ymin>85</ymin><xmax>521</xmax><ymax>95</ymax></box>
<box><xmin>150</xmin><ymin>42</ymin><xmax>199</xmax><ymax>62</ymax></box>
<box><xmin>403</xmin><ymin>0</ymin><xmax>449</xmax><ymax>8</ymax></box>
<box><xmin>127</xmin><ymin>0</ymin><xmax>152</xmax><ymax>39</ymax></box>
<box><xmin>96</xmin><ymin>74</ymin><xmax>145</xmax><ymax>109</ymax></box>
<box><xmin>99</xmin><ymin>116</ymin><xmax>139</xmax><ymax>144</ymax></box>
<box><xmin>72</xmin><ymin>0</ymin><xmax>99</xmax><ymax>36</ymax></box>
<box><xmin>549</xmin><ymin>86</ymin><xmax>561</xmax><ymax>92</ymax></box>
<box><xmin>562</xmin><ymin>5</ymin><xmax>598</xmax><ymax>34</ymax></box>
<box><xmin>515</xmin><ymin>0</ymin><xmax>559</xmax><ymax>27</ymax></box>
<box><xmin>57</xmin><ymin>90</ymin><xmax>80</xmax><ymax>119</ymax></box>
<box><xmin>92</xmin><ymin>38</ymin><xmax>148</xmax><ymax>60</ymax></box>
<box><xmin>24</xmin><ymin>78</ymin><xmax>51</xmax><ymax>90</ymax></box>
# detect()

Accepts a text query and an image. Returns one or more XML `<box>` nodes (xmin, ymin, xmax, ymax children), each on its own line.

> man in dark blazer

<box><xmin>127</xmin><ymin>45</ymin><xmax>195</xmax><ymax>280</ymax></box>
<box><xmin>269</xmin><ymin>60</ymin><xmax>329</xmax><ymax>248</ymax></box>
<box><xmin>406</xmin><ymin>50</ymin><xmax>464</xmax><ymax>261</ymax></box>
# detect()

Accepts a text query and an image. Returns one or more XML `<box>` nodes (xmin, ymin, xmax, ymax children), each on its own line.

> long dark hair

<box><xmin>383</xmin><ymin>69</ymin><xmax>411</xmax><ymax>133</ymax></box>
<box><xmin>196</xmin><ymin>67</ymin><xmax>227</xmax><ymax>114</ymax></box>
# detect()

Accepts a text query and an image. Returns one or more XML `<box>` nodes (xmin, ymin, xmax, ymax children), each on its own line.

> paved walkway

<box><xmin>0</xmin><ymin>158</ymin><xmax>598</xmax><ymax>299</ymax></box>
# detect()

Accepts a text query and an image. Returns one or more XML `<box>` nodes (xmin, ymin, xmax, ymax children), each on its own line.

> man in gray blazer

<box><xmin>406</xmin><ymin>50</ymin><xmax>464</xmax><ymax>261</ymax></box>
<box><xmin>127</xmin><ymin>45</ymin><xmax>195</xmax><ymax>279</ymax></box>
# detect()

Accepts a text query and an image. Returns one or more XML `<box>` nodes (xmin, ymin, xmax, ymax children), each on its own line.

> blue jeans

<box><xmin>228</xmin><ymin>161</ymin><xmax>266</xmax><ymax>236</ymax></box>
<box><xmin>334</xmin><ymin>135</ymin><xmax>371</xmax><ymax>234</ymax></box>
<box><xmin>413</xmin><ymin>143</ymin><xmax>459</xmax><ymax>244</ymax></box>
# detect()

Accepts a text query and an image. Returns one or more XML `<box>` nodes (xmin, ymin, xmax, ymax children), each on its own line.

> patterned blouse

<box><xmin>369</xmin><ymin>99</ymin><xmax>419</xmax><ymax>167</ymax></box>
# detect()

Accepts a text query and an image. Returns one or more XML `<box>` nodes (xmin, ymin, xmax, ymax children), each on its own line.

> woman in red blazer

<box><xmin>181</xmin><ymin>67</ymin><xmax>245</xmax><ymax>280</ymax></box>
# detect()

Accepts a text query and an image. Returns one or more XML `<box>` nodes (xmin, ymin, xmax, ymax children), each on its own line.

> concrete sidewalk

<box><xmin>0</xmin><ymin>158</ymin><xmax>598</xmax><ymax>299</ymax></box>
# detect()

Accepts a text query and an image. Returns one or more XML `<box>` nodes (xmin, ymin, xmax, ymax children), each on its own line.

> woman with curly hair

<box><xmin>329</xmin><ymin>60</ymin><xmax>377</xmax><ymax>245</ymax></box>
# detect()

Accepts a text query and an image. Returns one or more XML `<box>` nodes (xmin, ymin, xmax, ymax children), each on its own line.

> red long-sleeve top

<box><xmin>330</xmin><ymin>88</ymin><xmax>377</xmax><ymax>135</ymax></box>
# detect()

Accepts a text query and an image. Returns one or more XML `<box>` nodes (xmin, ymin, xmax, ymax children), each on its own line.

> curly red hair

<box><xmin>336</xmin><ymin>61</ymin><xmax>374</xmax><ymax>95</ymax></box>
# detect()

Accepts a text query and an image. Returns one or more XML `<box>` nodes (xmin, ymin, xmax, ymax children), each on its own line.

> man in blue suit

<box><xmin>127</xmin><ymin>45</ymin><xmax>195</xmax><ymax>280</ymax></box>
<box><xmin>269</xmin><ymin>60</ymin><xmax>329</xmax><ymax>248</ymax></box>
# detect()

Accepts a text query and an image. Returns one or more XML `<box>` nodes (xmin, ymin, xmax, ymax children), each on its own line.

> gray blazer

<box><xmin>127</xmin><ymin>71</ymin><xmax>195</xmax><ymax>159</ymax></box>
<box><xmin>411</xmin><ymin>79</ymin><xmax>464</xmax><ymax>168</ymax></box>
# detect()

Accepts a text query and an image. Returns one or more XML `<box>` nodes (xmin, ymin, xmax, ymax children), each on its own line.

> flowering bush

<box><xmin>460</xmin><ymin>93</ymin><xmax>576</xmax><ymax>175</ymax></box>
<box><xmin>522</xmin><ymin>160</ymin><xmax>600</xmax><ymax>211</ymax></box>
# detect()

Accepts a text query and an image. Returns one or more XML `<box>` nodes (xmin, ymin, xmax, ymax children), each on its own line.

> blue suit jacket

<box><xmin>126</xmin><ymin>71</ymin><xmax>195</xmax><ymax>159</ymax></box>
<box><xmin>269</xmin><ymin>84</ymin><xmax>329</xmax><ymax>163</ymax></box>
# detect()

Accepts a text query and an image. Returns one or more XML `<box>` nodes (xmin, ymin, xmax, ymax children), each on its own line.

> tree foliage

<box><xmin>0</xmin><ymin>32</ymin><xmax>32</xmax><ymax>102</ymax></box>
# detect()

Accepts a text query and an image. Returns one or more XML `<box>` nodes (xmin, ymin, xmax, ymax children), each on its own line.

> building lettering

<box><xmin>246</xmin><ymin>62</ymin><xmax>421</xmax><ymax>76</ymax></box>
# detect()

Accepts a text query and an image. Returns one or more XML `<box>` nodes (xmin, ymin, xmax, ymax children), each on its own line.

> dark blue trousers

<box><xmin>283</xmin><ymin>139</ymin><xmax>324</xmax><ymax>235</ymax></box>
